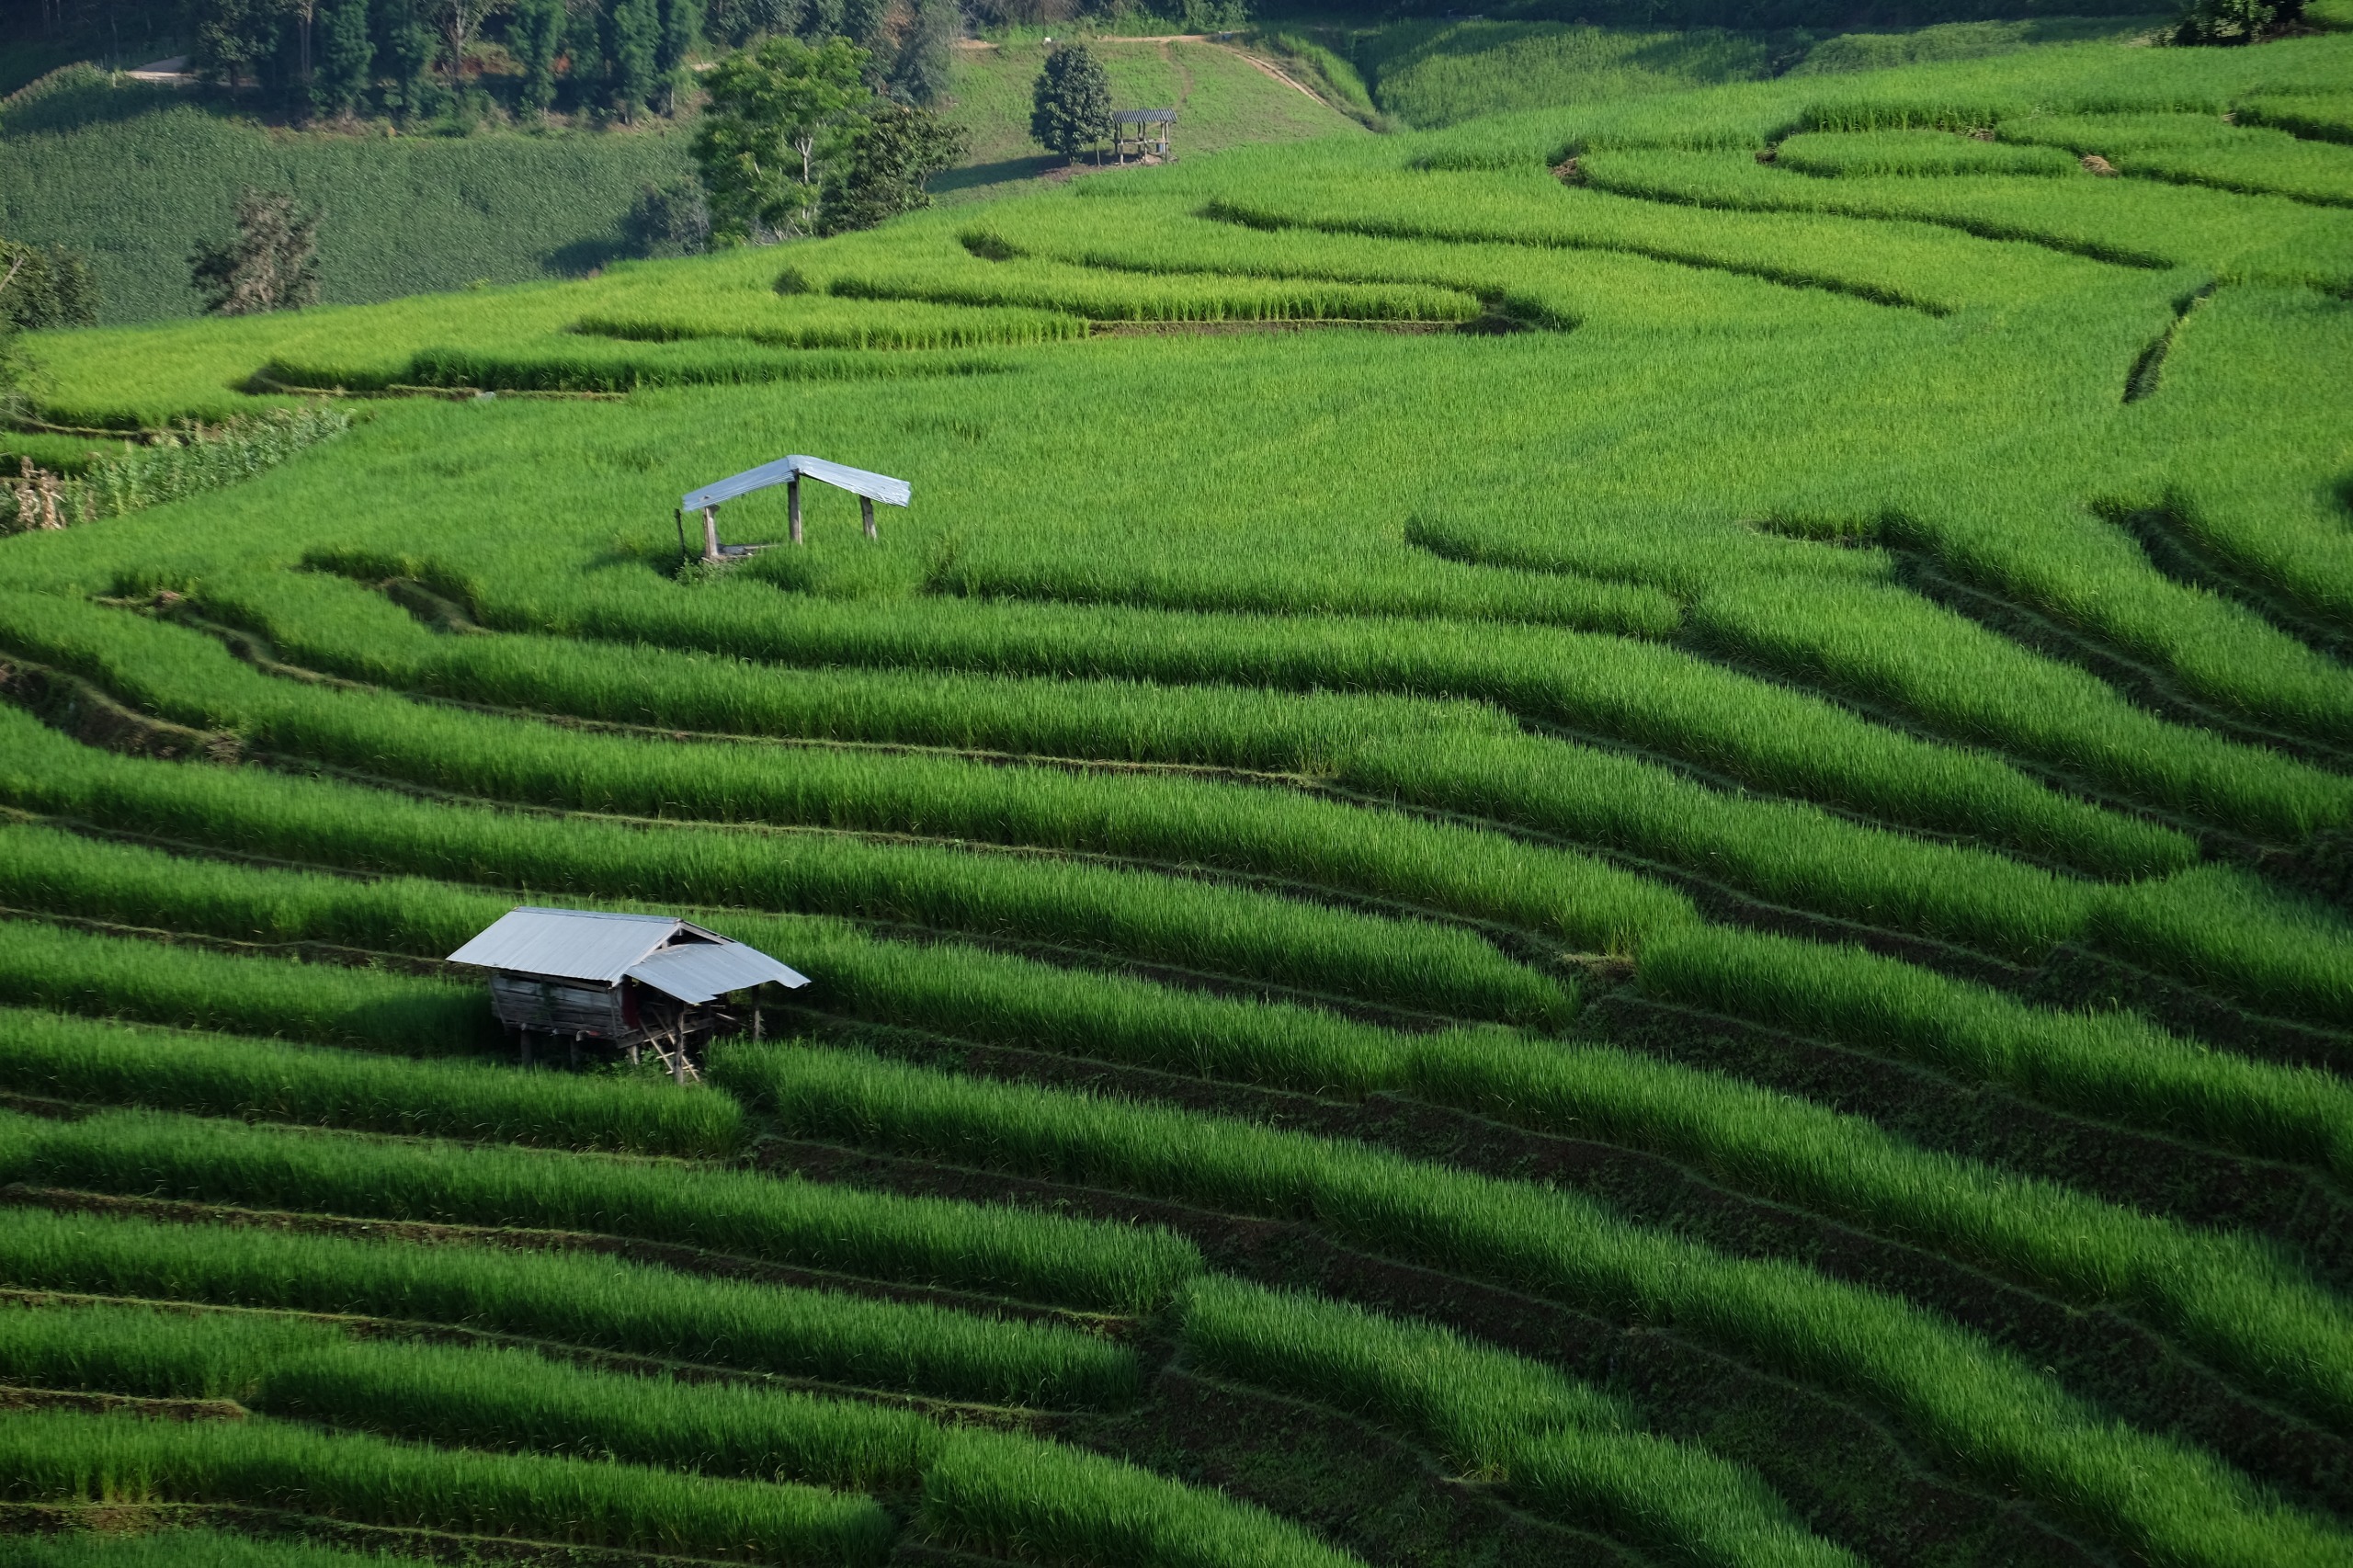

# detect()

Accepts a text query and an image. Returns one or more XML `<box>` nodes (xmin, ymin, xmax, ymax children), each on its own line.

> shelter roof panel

<box><xmin>680</xmin><ymin>455</ymin><xmax>910</xmax><ymax>514</ymax></box>
<box><xmin>628</xmin><ymin>942</ymin><xmax>812</xmax><ymax>1004</ymax></box>
<box><xmin>448</xmin><ymin>907</ymin><xmax>682</xmax><ymax>984</ymax></box>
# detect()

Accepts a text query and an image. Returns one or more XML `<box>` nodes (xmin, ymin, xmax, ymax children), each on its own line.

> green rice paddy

<box><xmin>3</xmin><ymin>20</ymin><xmax>2350</xmax><ymax>1568</ymax></box>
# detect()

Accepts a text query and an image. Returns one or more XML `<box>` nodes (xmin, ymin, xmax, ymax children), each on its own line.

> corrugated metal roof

<box><xmin>628</xmin><ymin>942</ymin><xmax>811</xmax><ymax>1004</ymax></box>
<box><xmin>1117</xmin><ymin>108</ymin><xmax>1177</xmax><ymax>122</ymax></box>
<box><xmin>447</xmin><ymin>907</ymin><xmax>683</xmax><ymax>984</ymax></box>
<box><xmin>679</xmin><ymin>454</ymin><xmax>911</xmax><ymax>514</ymax></box>
<box><xmin>448</xmin><ymin>907</ymin><xmax>810</xmax><ymax>1000</ymax></box>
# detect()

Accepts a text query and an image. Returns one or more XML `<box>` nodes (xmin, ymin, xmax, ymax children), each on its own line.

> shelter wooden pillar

<box><xmin>789</xmin><ymin>477</ymin><xmax>803</xmax><ymax>545</ymax></box>
<box><xmin>861</xmin><ymin>495</ymin><xmax>877</xmax><ymax>539</ymax></box>
<box><xmin>701</xmin><ymin>506</ymin><xmax>722</xmax><ymax>562</ymax></box>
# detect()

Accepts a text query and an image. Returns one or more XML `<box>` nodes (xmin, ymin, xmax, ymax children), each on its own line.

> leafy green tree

<box><xmin>2171</xmin><ymin>0</ymin><xmax>2303</xmax><ymax>40</ymax></box>
<box><xmin>190</xmin><ymin>0</ymin><xmax>290</xmax><ymax>90</ymax></box>
<box><xmin>707</xmin><ymin>0</ymin><xmax>790</xmax><ymax>47</ymax></box>
<box><xmin>427</xmin><ymin>0</ymin><xmax>509</xmax><ymax>99</ymax></box>
<box><xmin>0</xmin><ymin>242</ymin><xmax>100</xmax><ymax>331</ymax></box>
<box><xmin>608</xmin><ymin>0</ymin><xmax>662</xmax><ymax>119</ymax></box>
<box><xmin>509</xmin><ymin>0</ymin><xmax>564</xmax><ymax>112</ymax></box>
<box><xmin>693</xmin><ymin>35</ymin><xmax>868</xmax><ymax>241</ymax></box>
<box><xmin>1029</xmin><ymin>43</ymin><xmax>1110</xmax><ymax>160</ymax></box>
<box><xmin>822</xmin><ymin>100</ymin><xmax>962</xmax><ymax>232</ymax></box>
<box><xmin>623</xmin><ymin>178</ymin><xmax>711</xmax><ymax>254</ymax></box>
<box><xmin>888</xmin><ymin>0</ymin><xmax>956</xmax><ymax>107</ymax></box>
<box><xmin>312</xmin><ymin>0</ymin><xmax>375</xmax><ymax>115</ymax></box>
<box><xmin>375</xmin><ymin>0</ymin><xmax>445</xmax><ymax>118</ymax></box>
<box><xmin>563</xmin><ymin>0</ymin><xmax>607</xmax><ymax>110</ymax></box>
<box><xmin>189</xmin><ymin>189</ymin><xmax>322</xmax><ymax>316</ymax></box>
<box><xmin>655</xmin><ymin>0</ymin><xmax>703</xmax><ymax>112</ymax></box>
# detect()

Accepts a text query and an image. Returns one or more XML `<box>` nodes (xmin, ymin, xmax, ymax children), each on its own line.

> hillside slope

<box><xmin>3</xmin><ymin>28</ymin><xmax>2352</xmax><ymax>1568</ymax></box>
<box><xmin>0</xmin><ymin>40</ymin><xmax>1360</xmax><ymax>326</ymax></box>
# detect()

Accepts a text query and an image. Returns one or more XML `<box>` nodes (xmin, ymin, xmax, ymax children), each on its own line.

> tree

<box><xmin>608</xmin><ymin>0</ymin><xmax>662</xmax><ymax>119</ymax></box>
<box><xmin>2172</xmin><ymin>0</ymin><xmax>2302</xmax><ymax>40</ymax></box>
<box><xmin>655</xmin><ymin>0</ymin><xmax>703</xmax><ymax>113</ymax></box>
<box><xmin>188</xmin><ymin>189</ymin><xmax>322</xmax><ymax>315</ymax></box>
<box><xmin>376</xmin><ymin>0</ymin><xmax>444</xmax><ymax>118</ymax></box>
<box><xmin>428</xmin><ymin>0</ymin><xmax>507</xmax><ymax>98</ymax></box>
<box><xmin>888</xmin><ymin>0</ymin><xmax>956</xmax><ymax>107</ymax></box>
<box><xmin>0</xmin><ymin>241</ymin><xmax>100</xmax><ymax>330</ymax></box>
<box><xmin>1029</xmin><ymin>43</ymin><xmax>1110</xmax><ymax>160</ymax></box>
<box><xmin>563</xmin><ymin>0</ymin><xmax>607</xmax><ymax>110</ymax></box>
<box><xmin>706</xmin><ymin>0</ymin><xmax>790</xmax><ymax>48</ymax></box>
<box><xmin>509</xmin><ymin>0</ymin><xmax>563</xmax><ymax>111</ymax></box>
<box><xmin>692</xmin><ymin>35</ymin><xmax>869</xmax><ymax>241</ymax></box>
<box><xmin>822</xmin><ymin>101</ymin><xmax>962</xmax><ymax>232</ymax></box>
<box><xmin>189</xmin><ymin>0</ymin><xmax>289</xmax><ymax>90</ymax></box>
<box><xmin>623</xmin><ymin>178</ymin><xmax>711</xmax><ymax>254</ymax></box>
<box><xmin>312</xmin><ymin>0</ymin><xmax>375</xmax><ymax>116</ymax></box>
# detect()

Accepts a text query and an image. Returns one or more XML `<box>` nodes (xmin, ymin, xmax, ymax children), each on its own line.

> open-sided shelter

<box><xmin>448</xmin><ymin>907</ymin><xmax>808</xmax><ymax>1081</ymax></box>
<box><xmin>1113</xmin><ymin>108</ymin><xmax>1176</xmax><ymax>162</ymax></box>
<box><xmin>677</xmin><ymin>454</ymin><xmax>911</xmax><ymax>562</ymax></box>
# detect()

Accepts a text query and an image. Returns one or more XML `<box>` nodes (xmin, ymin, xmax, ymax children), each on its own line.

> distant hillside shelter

<box><xmin>448</xmin><ymin>907</ymin><xmax>808</xmax><ymax>1082</ymax></box>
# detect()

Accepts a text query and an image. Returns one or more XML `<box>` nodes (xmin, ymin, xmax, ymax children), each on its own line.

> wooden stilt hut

<box><xmin>448</xmin><ymin>907</ymin><xmax>809</xmax><ymax>1083</ymax></box>
<box><xmin>675</xmin><ymin>454</ymin><xmax>912</xmax><ymax>563</ymax></box>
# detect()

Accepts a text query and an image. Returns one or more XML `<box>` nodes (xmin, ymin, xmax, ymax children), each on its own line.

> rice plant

<box><xmin>0</xmin><ymin>1106</ymin><xmax>1199</xmax><ymax>1316</ymax></box>
<box><xmin>0</xmin><ymin>1003</ymin><xmax>744</xmax><ymax>1156</ymax></box>
<box><xmin>0</xmin><ymin>1202</ymin><xmax>1143</xmax><ymax>1407</ymax></box>
<box><xmin>0</xmin><ymin>1408</ymin><xmax>897</xmax><ymax>1564</ymax></box>
<box><xmin>715</xmin><ymin>1041</ymin><xmax>2350</xmax><ymax>1568</ymax></box>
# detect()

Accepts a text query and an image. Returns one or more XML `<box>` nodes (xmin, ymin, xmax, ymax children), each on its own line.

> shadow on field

<box><xmin>933</xmin><ymin>154</ymin><xmax>1069</xmax><ymax>198</ymax></box>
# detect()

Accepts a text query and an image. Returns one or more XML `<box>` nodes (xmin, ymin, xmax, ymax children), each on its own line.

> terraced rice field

<box><xmin>3</xmin><ymin>24</ymin><xmax>2353</xmax><ymax>1568</ymax></box>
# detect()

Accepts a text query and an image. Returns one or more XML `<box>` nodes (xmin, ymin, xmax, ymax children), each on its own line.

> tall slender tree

<box><xmin>607</xmin><ymin>0</ymin><xmax>662</xmax><ymax>119</ymax></box>
<box><xmin>375</xmin><ymin>0</ymin><xmax>443</xmax><ymax>118</ymax></box>
<box><xmin>563</xmin><ymin>0</ymin><xmax>607</xmax><ymax>110</ymax></box>
<box><xmin>889</xmin><ymin>0</ymin><xmax>955</xmax><ymax>107</ymax></box>
<box><xmin>655</xmin><ymin>0</ymin><xmax>702</xmax><ymax>113</ymax></box>
<box><xmin>312</xmin><ymin>0</ymin><xmax>375</xmax><ymax>115</ymax></box>
<box><xmin>189</xmin><ymin>0</ymin><xmax>289</xmax><ymax>91</ymax></box>
<box><xmin>427</xmin><ymin>0</ymin><xmax>506</xmax><ymax>99</ymax></box>
<box><xmin>509</xmin><ymin>0</ymin><xmax>564</xmax><ymax>113</ymax></box>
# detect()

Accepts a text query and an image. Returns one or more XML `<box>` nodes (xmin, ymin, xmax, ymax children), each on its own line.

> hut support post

<box><xmin>675</xmin><ymin>508</ymin><xmax>688</xmax><ymax>564</ymax></box>
<box><xmin>789</xmin><ymin>478</ymin><xmax>803</xmax><ymax>545</ymax></box>
<box><xmin>860</xmin><ymin>495</ymin><xmax>876</xmax><ymax>540</ymax></box>
<box><xmin>701</xmin><ymin>506</ymin><xmax>722</xmax><ymax>562</ymax></box>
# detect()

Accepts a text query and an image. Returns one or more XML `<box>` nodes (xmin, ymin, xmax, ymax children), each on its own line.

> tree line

<box><xmin>174</xmin><ymin>0</ymin><xmax>956</xmax><ymax>123</ymax></box>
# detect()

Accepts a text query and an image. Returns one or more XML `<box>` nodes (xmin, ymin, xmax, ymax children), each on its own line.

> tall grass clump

<box><xmin>1404</xmin><ymin>1028</ymin><xmax>2353</xmax><ymax>1438</ymax></box>
<box><xmin>0</xmin><ymin>915</ymin><xmax>494</xmax><ymax>1055</ymax></box>
<box><xmin>1180</xmin><ymin>1278</ymin><xmax>1858</xmax><ymax>1568</ymax></box>
<box><xmin>0</xmin><ymin>1005</ymin><xmax>743</xmax><ymax>1157</ymax></box>
<box><xmin>0</xmin><ymin>1300</ymin><xmax>1371</xmax><ymax>1566</ymax></box>
<box><xmin>2</xmin><ymin>408</ymin><xmax>350</xmax><ymax>534</ymax></box>
<box><xmin>0</xmin><ymin>813</ymin><xmax>1405</xmax><ymax>1100</ymax></box>
<box><xmin>1772</xmin><ymin>130</ymin><xmax>2081</xmax><ymax>177</ymax></box>
<box><xmin>0</xmin><ymin>1300</ymin><xmax>943</xmax><ymax>1493</ymax></box>
<box><xmin>716</xmin><ymin>1042</ymin><xmax>2350</xmax><ymax>1568</ymax></box>
<box><xmin>0</xmin><ymin>1106</ymin><xmax>1199</xmax><ymax>1316</ymax></box>
<box><xmin>1638</xmin><ymin>925</ymin><xmax>2353</xmax><ymax>1177</ymax></box>
<box><xmin>0</xmin><ymin>1408</ymin><xmax>896</xmax><ymax>1564</ymax></box>
<box><xmin>920</xmin><ymin>1427</ymin><xmax>1369</xmax><ymax>1568</ymax></box>
<box><xmin>0</xmin><ymin>816</ymin><xmax>507</xmax><ymax>959</ymax></box>
<box><xmin>0</xmin><ymin>705</ymin><xmax>1570</xmax><ymax>1029</ymax></box>
<box><xmin>0</xmin><ymin>1203</ymin><xmax>1142</xmax><ymax>1408</ymax></box>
